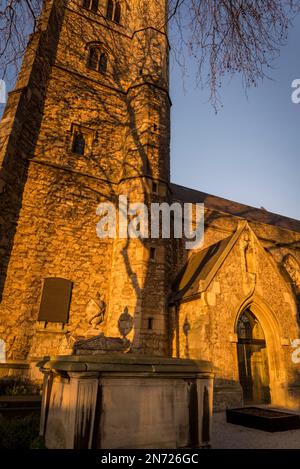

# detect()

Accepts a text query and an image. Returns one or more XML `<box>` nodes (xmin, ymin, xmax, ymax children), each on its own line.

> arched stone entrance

<box><xmin>234</xmin><ymin>296</ymin><xmax>287</xmax><ymax>408</ymax></box>
<box><xmin>237</xmin><ymin>309</ymin><xmax>271</xmax><ymax>404</ymax></box>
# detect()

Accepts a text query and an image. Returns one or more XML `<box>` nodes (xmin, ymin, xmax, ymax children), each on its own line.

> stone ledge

<box><xmin>39</xmin><ymin>353</ymin><xmax>215</xmax><ymax>376</ymax></box>
<box><xmin>0</xmin><ymin>361</ymin><xmax>30</xmax><ymax>370</ymax></box>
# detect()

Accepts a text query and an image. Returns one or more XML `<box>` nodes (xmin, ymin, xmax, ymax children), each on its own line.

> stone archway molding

<box><xmin>234</xmin><ymin>293</ymin><xmax>288</xmax><ymax>408</ymax></box>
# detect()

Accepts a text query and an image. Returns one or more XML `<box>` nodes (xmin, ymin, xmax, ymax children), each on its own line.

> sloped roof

<box><xmin>171</xmin><ymin>237</ymin><xmax>231</xmax><ymax>302</ymax></box>
<box><xmin>171</xmin><ymin>222</ymin><xmax>246</xmax><ymax>303</ymax></box>
<box><xmin>171</xmin><ymin>183</ymin><xmax>300</xmax><ymax>234</ymax></box>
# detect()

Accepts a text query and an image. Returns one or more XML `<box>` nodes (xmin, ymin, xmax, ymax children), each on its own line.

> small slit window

<box><xmin>147</xmin><ymin>318</ymin><xmax>154</xmax><ymax>330</ymax></box>
<box><xmin>150</xmin><ymin>247</ymin><xmax>156</xmax><ymax>260</ymax></box>
<box><xmin>106</xmin><ymin>0</ymin><xmax>121</xmax><ymax>24</ymax></box>
<box><xmin>152</xmin><ymin>182</ymin><xmax>158</xmax><ymax>194</ymax></box>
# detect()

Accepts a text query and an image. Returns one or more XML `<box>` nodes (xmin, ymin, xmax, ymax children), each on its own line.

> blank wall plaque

<box><xmin>38</xmin><ymin>278</ymin><xmax>73</xmax><ymax>323</ymax></box>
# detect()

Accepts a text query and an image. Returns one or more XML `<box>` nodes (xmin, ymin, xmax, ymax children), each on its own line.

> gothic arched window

<box><xmin>87</xmin><ymin>47</ymin><xmax>108</xmax><ymax>74</ymax></box>
<box><xmin>72</xmin><ymin>131</ymin><xmax>86</xmax><ymax>155</ymax></box>
<box><xmin>106</xmin><ymin>0</ymin><xmax>121</xmax><ymax>24</ymax></box>
<box><xmin>83</xmin><ymin>0</ymin><xmax>99</xmax><ymax>13</ymax></box>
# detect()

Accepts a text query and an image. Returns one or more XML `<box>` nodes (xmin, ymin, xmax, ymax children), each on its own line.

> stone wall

<box><xmin>172</xmin><ymin>220</ymin><xmax>300</xmax><ymax>410</ymax></box>
<box><xmin>0</xmin><ymin>0</ymin><xmax>171</xmax><ymax>364</ymax></box>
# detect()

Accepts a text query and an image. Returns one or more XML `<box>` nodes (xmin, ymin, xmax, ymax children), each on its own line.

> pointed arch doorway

<box><xmin>237</xmin><ymin>309</ymin><xmax>271</xmax><ymax>404</ymax></box>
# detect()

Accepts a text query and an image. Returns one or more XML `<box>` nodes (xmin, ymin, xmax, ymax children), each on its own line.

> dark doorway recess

<box><xmin>237</xmin><ymin>309</ymin><xmax>271</xmax><ymax>404</ymax></box>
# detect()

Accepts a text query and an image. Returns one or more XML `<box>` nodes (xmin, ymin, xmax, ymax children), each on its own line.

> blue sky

<box><xmin>170</xmin><ymin>15</ymin><xmax>300</xmax><ymax>221</ymax></box>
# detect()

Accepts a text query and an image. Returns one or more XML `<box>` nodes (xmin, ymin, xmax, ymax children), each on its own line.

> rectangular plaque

<box><xmin>38</xmin><ymin>278</ymin><xmax>73</xmax><ymax>323</ymax></box>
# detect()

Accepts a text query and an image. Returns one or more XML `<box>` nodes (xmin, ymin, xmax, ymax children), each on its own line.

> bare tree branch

<box><xmin>0</xmin><ymin>0</ymin><xmax>300</xmax><ymax>109</ymax></box>
<box><xmin>0</xmin><ymin>0</ymin><xmax>42</xmax><ymax>82</ymax></box>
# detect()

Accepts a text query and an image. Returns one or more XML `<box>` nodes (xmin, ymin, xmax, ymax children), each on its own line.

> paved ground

<box><xmin>211</xmin><ymin>410</ymin><xmax>300</xmax><ymax>449</ymax></box>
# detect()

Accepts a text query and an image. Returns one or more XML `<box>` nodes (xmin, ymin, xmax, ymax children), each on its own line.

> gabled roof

<box><xmin>171</xmin><ymin>183</ymin><xmax>300</xmax><ymax>234</ymax></box>
<box><xmin>171</xmin><ymin>222</ymin><xmax>247</xmax><ymax>303</ymax></box>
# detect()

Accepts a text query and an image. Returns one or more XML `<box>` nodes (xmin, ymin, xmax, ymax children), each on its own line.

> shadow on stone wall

<box><xmin>0</xmin><ymin>1</ymin><xmax>67</xmax><ymax>304</ymax></box>
<box><xmin>0</xmin><ymin>1</ymin><xmax>172</xmax><ymax>359</ymax></box>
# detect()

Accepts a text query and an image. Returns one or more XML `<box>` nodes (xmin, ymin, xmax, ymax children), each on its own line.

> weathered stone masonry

<box><xmin>0</xmin><ymin>0</ymin><xmax>171</xmax><ymax>362</ymax></box>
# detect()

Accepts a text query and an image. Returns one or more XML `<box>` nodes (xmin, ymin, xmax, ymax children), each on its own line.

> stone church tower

<box><xmin>0</xmin><ymin>0</ymin><xmax>171</xmax><ymax>365</ymax></box>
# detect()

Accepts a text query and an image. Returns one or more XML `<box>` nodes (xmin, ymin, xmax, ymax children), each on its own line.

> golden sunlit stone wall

<box><xmin>0</xmin><ymin>0</ymin><xmax>171</xmax><ymax>362</ymax></box>
<box><xmin>171</xmin><ymin>216</ymin><xmax>300</xmax><ymax>410</ymax></box>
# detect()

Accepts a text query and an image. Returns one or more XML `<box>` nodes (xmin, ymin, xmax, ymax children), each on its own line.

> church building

<box><xmin>0</xmin><ymin>0</ymin><xmax>300</xmax><ymax>412</ymax></box>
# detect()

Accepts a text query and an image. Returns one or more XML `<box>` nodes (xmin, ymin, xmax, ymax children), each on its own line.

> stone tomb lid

<box><xmin>38</xmin><ymin>354</ymin><xmax>215</xmax><ymax>375</ymax></box>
